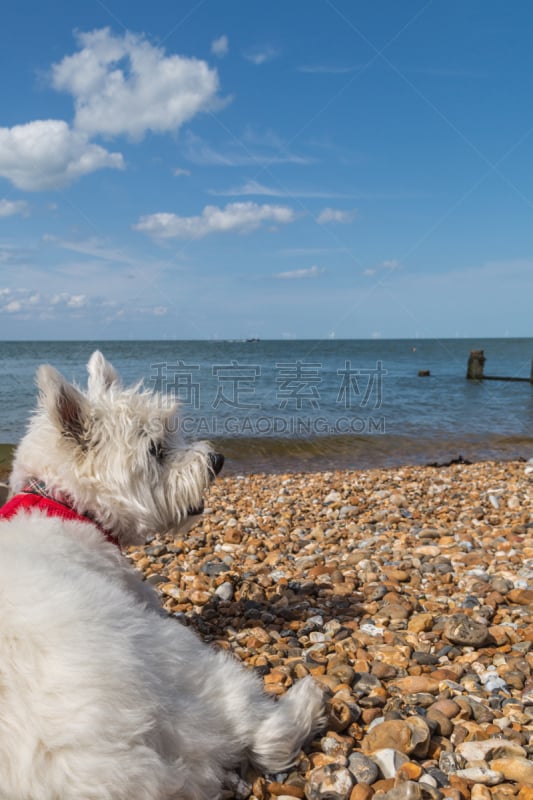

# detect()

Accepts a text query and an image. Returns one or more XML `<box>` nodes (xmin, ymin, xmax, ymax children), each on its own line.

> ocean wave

<box><xmin>211</xmin><ymin>432</ymin><xmax>533</xmax><ymax>473</ymax></box>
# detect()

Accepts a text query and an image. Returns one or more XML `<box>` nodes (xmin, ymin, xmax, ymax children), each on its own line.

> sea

<box><xmin>1</xmin><ymin>339</ymin><xmax>533</xmax><ymax>474</ymax></box>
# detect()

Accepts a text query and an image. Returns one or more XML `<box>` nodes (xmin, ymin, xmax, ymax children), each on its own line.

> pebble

<box><xmin>390</xmin><ymin>676</ymin><xmax>440</xmax><ymax>694</ymax></box>
<box><xmin>346</xmin><ymin>752</ymin><xmax>379</xmax><ymax>785</ymax></box>
<box><xmin>362</xmin><ymin>717</ymin><xmax>430</xmax><ymax>758</ymax></box>
<box><xmin>455</xmin><ymin>766</ymin><xmax>504</xmax><ymax>785</ymax></box>
<box><xmin>376</xmin><ymin>782</ymin><xmax>422</xmax><ymax>800</ymax></box>
<box><xmin>123</xmin><ymin>460</ymin><xmax>533</xmax><ymax>799</ymax></box>
<box><xmin>489</xmin><ymin>757</ymin><xmax>533</xmax><ymax>786</ymax></box>
<box><xmin>215</xmin><ymin>581</ymin><xmax>234</xmax><ymax>601</ymax></box>
<box><xmin>455</xmin><ymin>739</ymin><xmax>526</xmax><ymax>763</ymax></box>
<box><xmin>268</xmin><ymin>782</ymin><xmax>305</xmax><ymax>797</ymax></box>
<box><xmin>224</xmin><ymin>773</ymin><xmax>252</xmax><ymax>799</ymax></box>
<box><xmin>349</xmin><ymin>787</ymin><xmax>374</xmax><ymax>800</ymax></box>
<box><xmin>305</xmin><ymin>765</ymin><xmax>353</xmax><ymax>800</ymax></box>
<box><xmin>471</xmin><ymin>787</ymin><xmax>492</xmax><ymax>800</ymax></box>
<box><xmin>442</xmin><ymin>614</ymin><xmax>491</xmax><ymax>648</ymax></box>
<box><xmin>426</xmin><ymin>708</ymin><xmax>453</xmax><ymax>737</ymax></box>
<box><xmin>370</xmin><ymin>748</ymin><xmax>409</xmax><ymax>778</ymax></box>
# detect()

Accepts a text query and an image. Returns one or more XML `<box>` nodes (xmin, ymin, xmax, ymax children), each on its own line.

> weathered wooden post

<box><xmin>466</xmin><ymin>350</ymin><xmax>486</xmax><ymax>380</ymax></box>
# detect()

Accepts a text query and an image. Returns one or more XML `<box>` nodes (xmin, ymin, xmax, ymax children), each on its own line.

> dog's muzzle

<box><xmin>186</xmin><ymin>452</ymin><xmax>224</xmax><ymax>517</ymax></box>
<box><xmin>209</xmin><ymin>452</ymin><xmax>224</xmax><ymax>477</ymax></box>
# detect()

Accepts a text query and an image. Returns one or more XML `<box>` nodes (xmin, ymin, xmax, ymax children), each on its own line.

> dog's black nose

<box><xmin>209</xmin><ymin>452</ymin><xmax>224</xmax><ymax>476</ymax></box>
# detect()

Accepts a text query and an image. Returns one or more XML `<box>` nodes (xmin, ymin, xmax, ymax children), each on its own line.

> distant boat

<box><xmin>245</xmin><ymin>337</ymin><xmax>260</xmax><ymax>342</ymax></box>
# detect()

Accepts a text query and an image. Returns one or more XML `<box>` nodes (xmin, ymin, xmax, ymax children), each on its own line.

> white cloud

<box><xmin>210</xmin><ymin>179</ymin><xmax>281</xmax><ymax>196</ymax></box>
<box><xmin>0</xmin><ymin>245</ymin><xmax>32</xmax><ymax>265</ymax></box>
<box><xmin>173</xmin><ymin>167</ymin><xmax>191</xmax><ymax>177</ymax></box>
<box><xmin>211</xmin><ymin>35</ymin><xmax>228</xmax><ymax>57</ymax></box>
<box><xmin>363</xmin><ymin>259</ymin><xmax>400</xmax><ymax>276</ymax></box>
<box><xmin>0</xmin><ymin>28</ymin><xmax>224</xmax><ymax>191</ymax></box>
<box><xmin>317</xmin><ymin>208</ymin><xmax>356</xmax><ymax>224</ymax></box>
<box><xmin>67</xmin><ymin>294</ymin><xmax>87</xmax><ymax>308</ymax></box>
<box><xmin>209</xmin><ymin>179</ymin><xmax>355</xmax><ymax>199</ymax></box>
<box><xmin>134</xmin><ymin>201</ymin><xmax>296</xmax><ymax>239</ymax></box>
<box><xmin>45</xmin><ymin>234</ymin><xmax>136</xmax><ymax>265</ymax></box>
<box><xmin>0</xmin><ymin>284</ymin><xmax>170</xmax><ymax>324</ymax></box>
<box><xmin>275</xmin><ymin>266</ymin><xmax>323</xmax><ymax>280</ymax></box>
<box><xmin>51</xmin><ymin>28</ymin><xmax>221</xmax><ymax>139</ymax></box>
<box><xmin>46</xmin><ymin>292</ymin><xmax>88</xmax><ymax>309</ymax></box>
<box><xmin>183</xmin><ymin>134</ymin><xmax>240</xmax><ymax>166</ymax></box>
<box><xmin>0</xmin><ymin>120</ymin><xmax>124</xmax><ymax>191</ymax></box>
<box><xmin>243</xmin><ymin>45</ymin><xmax>279</xmax><ymax>65</ymax></box>
<box><xmin>51</xmin><ymin>293</ymin><xmax>72</xmax><ymax>305</ymax></box>
<box><xmin>183</xmin><ymin>131</ymin><xmax>311</xmax><ymax>167</ymax></box>
<box><xmin>0</xmin><ymin>199</ymin><xmax>29</xmax><ymax>217</ymax></box>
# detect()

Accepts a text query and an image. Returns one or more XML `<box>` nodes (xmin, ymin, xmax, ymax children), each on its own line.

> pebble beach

<box><xmin>126</xmin><ymin>459</ymin><xmax>533</xmax><ymax>800</ymax></box>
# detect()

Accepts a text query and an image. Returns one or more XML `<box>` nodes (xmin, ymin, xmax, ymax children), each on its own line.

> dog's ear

<box><xmin>87</xmin><ymin>351</ymin><xmax>120</xmax><ymax>396</ymax></box>
<box><xmin>37</xmin><ymin>365</ymin><xmax>90</xmax><ymax>446</ymax></box>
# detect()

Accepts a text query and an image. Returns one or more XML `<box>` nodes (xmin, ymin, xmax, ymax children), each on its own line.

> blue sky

<box><xmin>0</xmin><ymin>0</ymin><xmax>532</xmax><ymax>340</ymax></box>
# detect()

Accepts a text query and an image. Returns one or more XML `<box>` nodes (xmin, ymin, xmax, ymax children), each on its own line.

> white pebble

<box><xmin>484</xmin><ymin>677</ymin><xmax>507</xmax><ymax>692</ymax></box>
<box><xmin>359</xmin><ymin>623</ymin><xmax>384</xmax><ymax>637</ymax></box>
<box><xmin>323</xmin><ymin>490</ymin><xmax>342</xmax><ymax>504</ymax></box>
<box><xmin>456</xmin><ymin>766</ymin><xmax>503</xmax><ymax>785</ymax></box>
<box><xmin>214</xmin><ymin>582</ymin><xmax>234</xmax><ymax>601</ymax></box>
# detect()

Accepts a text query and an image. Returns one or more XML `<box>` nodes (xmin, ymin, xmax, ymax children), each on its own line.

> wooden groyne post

<box><xmin>466</xmin><ymin>350</ymin><xmax>486</xmax><ymax>380</ymax></box>
<box><xmin>466</xmin><ymin>349</ymin><xmax>533</xmax><ymax>383</ymax></box>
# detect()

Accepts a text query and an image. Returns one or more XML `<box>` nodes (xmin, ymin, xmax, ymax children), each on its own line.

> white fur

<box><xmin>0</xmin><ymin>353</ymin><xmax>324</xmax><ymax>800</ymax></box>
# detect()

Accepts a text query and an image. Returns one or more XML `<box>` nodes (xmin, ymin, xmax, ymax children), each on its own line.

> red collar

<box><xmin>0</xmin><ymin>485</ymin><xmax>120</xmax><ymax>549</ymax></box>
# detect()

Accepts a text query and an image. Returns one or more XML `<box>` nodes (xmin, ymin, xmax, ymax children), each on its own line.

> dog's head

<box><xmin>10</xmin><ymin>351</ymin><xmax>223</xmax><ymax>546</ymax></box>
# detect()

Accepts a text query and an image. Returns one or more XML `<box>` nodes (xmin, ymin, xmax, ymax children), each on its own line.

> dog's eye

<box><xmin>148</xmin><ymin>440</ymin><xmax>165</xmax><ymax>462</ymax></box>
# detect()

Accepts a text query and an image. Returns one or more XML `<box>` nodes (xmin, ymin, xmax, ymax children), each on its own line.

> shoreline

<box><xmin>0</xmin><ymin>443</ymin><xmax>14</xmax><ymax>481</ymax></box>
<box><xmin>1</xmin><ymin>437</ymin><xmax>532</xmax><ymax>480</ymax></box>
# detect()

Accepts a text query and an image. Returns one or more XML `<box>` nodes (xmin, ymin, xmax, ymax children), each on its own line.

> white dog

<box><xmin>0</xmin><ymin>352</ymin><xmax>324</xmax><ymax>800</ymax></box>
